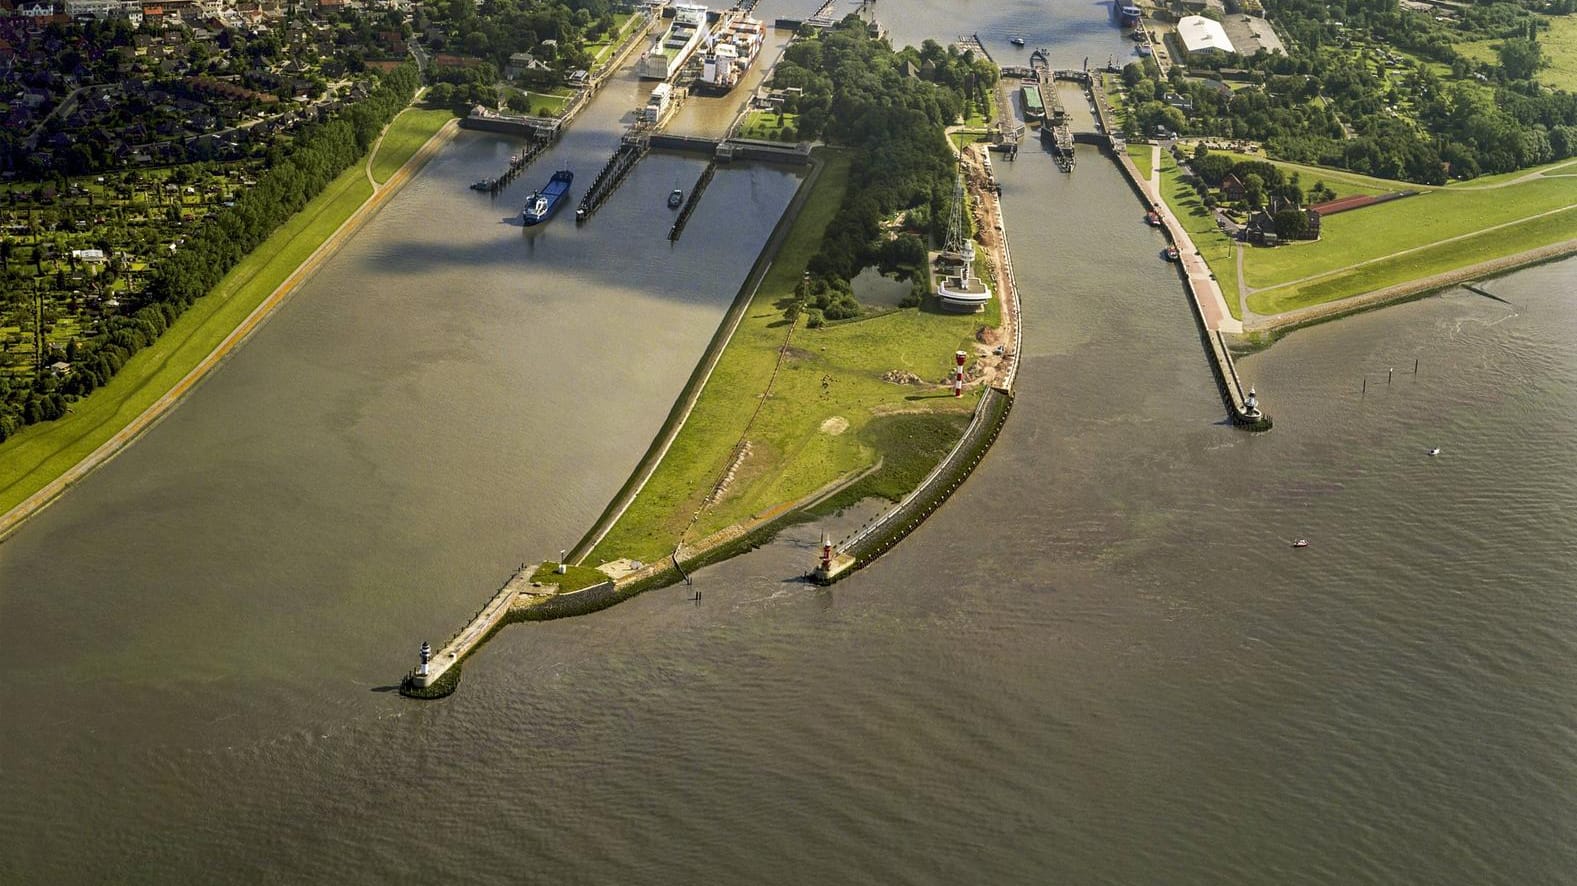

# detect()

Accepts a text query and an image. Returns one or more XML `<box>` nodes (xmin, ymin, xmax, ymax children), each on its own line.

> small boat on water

<box><xmin>668</xmin><ymin>188</ymin><xmax>684</xmax><ymax>209</ymax></box>
<box><xmin>1292</xmin><ymin>539</ymin><xmax>1310</xmax><ymax>548</ymax></box>
<box><xmin>1163</xmin><ymin>246</ymin><xmax>1180</xmax><ymax>261</ymax></box>
<box><xmin>1010</xmin><ymin>36</ymin><xmax>1026</xmax><ymax>46</ymax></box>
<box><xmin>522</xmin><ymin>170</ymin><xmax>574</xmax><ymax>226</ymax></box>
<box><xmin>470</xmin><ymin>179</ymin><xmax>494</xmax><ymax>191</ymax></box>
<box><xmin>1137</xmin><ymin>44</ymin><xmax>1153</xmax><ymax>56</ymax></box>
<box><xmin>1428</xmin><ymin>447</ymin><xmax>1441</xmax><ymax>456</ymax></box>
<box><xmin>1145</xmin><ymin>210</ymin><xmax>1161</xmax><ymax>226</ymax></box>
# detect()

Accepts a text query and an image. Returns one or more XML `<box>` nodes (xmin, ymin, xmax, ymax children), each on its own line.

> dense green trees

<box><xmin>1120</xmin><ymin>0</ymin><xmax>1577</xmax><ymax>183</ymax></box>
<box><xmin>423</xmin><ymin>0</ymin><xmax>609</xmax><ymax>74</ymax></box>
<box><xmin>774</xmin><ymin>20</ymin><xmax>993</xmax><ymax>325</ymax></box>
<box><xmin>0</xmin><ymin>66</ymin><xmax>421</xmax><ymax>443</ymax></box>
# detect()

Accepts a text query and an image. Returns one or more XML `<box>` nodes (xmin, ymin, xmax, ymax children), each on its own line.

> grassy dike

<box><xmin>1153</xmin><ymin>148</ymin><xmax>1577</xmax><ymax>320</ymax></box>
<box><xmin>0</xmin><ymin>108</ymin><xmax>455</xmax><ymax>523</ymax></box>
<box><xmin>370</xmin><ymin>107</ymin><xmax>456</xmax><ymax>184</ymax></box>
<box><xmin>585</xmin><ymin>150</ymin><xmax>995</xmax><ymax>567</ymax></box>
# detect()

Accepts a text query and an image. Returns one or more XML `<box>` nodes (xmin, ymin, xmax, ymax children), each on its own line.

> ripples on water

<box><xmin>4</xmin><ymin>0</ymin><xmax>1577</xmax><ymax>880</ymax></box>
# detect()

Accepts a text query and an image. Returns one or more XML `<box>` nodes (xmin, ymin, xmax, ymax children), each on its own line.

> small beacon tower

<box><xmin>417</xmin><ymin>641</ymin><xmax>432</xmax><ymax>679</ymax></box>
<box><xmin>952</xmin><ymin>350</ymin><xmax>967</xmax><ymax>397</ymax></box>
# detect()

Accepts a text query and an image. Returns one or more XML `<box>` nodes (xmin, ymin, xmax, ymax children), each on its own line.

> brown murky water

<box><xmin>4</xmin><ymin>1</ymin><xmax>1576</xmax><ymax>881</ymax></box>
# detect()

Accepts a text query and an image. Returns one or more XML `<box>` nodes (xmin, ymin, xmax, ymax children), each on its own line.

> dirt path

<box><xmin>0</xmin><ymin>113</ymin><xmax>459</xmax><ymax>541</ymax></box>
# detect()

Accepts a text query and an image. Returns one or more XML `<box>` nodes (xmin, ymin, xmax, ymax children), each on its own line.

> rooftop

<box><xmin>1176</xmin><ymin>15</ymin><xmax>1235</xmax><ymax>55</ymax></box>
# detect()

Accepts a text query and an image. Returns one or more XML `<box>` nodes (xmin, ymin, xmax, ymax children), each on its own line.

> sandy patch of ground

<box><xmin>820</xmin><ymin>416</ymin><xmax>850</xmax><ymax>435</ymax></box>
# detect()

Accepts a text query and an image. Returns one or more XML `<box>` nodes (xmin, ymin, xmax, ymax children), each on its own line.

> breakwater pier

<box><xmin>1110</xmin><ymin>140</ymin><xmax>1268</xmax><ymax>428</ymax></box>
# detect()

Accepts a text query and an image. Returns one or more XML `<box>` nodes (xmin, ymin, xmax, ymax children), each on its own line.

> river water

<box><xmin>3</xmin><ymin>0</ymin><xmax>1576</xmax><ymax>882</ymax></box>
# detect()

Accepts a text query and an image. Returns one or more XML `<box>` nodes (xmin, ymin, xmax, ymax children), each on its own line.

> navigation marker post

<box><xmin>953</xmin><ymin>350</ymin><xmax>966</xmax><ymax>397</ymax></box>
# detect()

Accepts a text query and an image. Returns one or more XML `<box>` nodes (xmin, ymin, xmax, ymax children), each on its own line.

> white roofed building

<box><xmin>1174</xmin><ymin>15</ymin><xmax>1236</xmax><ymax>58</ymax></box>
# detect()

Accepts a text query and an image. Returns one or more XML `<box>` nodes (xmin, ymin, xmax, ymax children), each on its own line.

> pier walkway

<box><xmin>1113</xmin><ymin>141</ymin><xmax>1267</xmax><ymax>426</ymax></box>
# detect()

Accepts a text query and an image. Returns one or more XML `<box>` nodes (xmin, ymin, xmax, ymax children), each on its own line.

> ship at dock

<box><xmin>637</xmin><ymin>3</ymin><xmax>709</xmax><ymax>81</ymax></box>
<box><xmin>695</xmin><ymin>14</ymin><xmax>766</xmax><ymax>96</ymax></box>
<box><xmin>522</xmin><ymin>170</ymin><xmax>574</xmax><ymax>226</ymax></box>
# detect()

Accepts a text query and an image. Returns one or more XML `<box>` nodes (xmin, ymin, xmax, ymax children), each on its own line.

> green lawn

<box><xmin>1457</xmin><ymin>15</ymin><xmax>1577</xmax><ymax>92</ymax></box>
<box><xmin>1247</xmin><ymin>205</ymin><xmax>1577</xmax><ymax>314</ymax></box>
<box><xmin>529</xmin><ymin>561</ymin><xmax>610</xmax><ymax>591</ymax></box>
<box><xmin>588</xmin><ymin>151</ymin><xmax>989</xmax><ymax>564</ymax></box>
<box><xmin>519</xmin><ymin>89</ymin><xmax>572</xmax><ymax>117</ymax></box>
<box><xmin>1129</xmin><ymin>143</ymin><xmax>1154</xmax><ymax>181</ymax></box>
<box><xmin>1156</xmin><ymin>151</ymin><xmax>1243</xmax><ymax>319</ymax></box>
<box><xmin>950</xmin><ymin>129</ymin><xmax>991</xmax><ymax>150</ymax></box>
<box><xmin>0</xmin><ymin>159</ymin><xmax>378</xmax><ymax>515</ymax></box>
<box><xmin>738</xmin><ymin>110</ymin><xmax>800</xmax><ymax>141</ymax></box>
<box><xmin>1206</xmin><ymin>149</ymin><xmax>1393</xmax><ymax>197</ymax></box>
<box><xmin>1240</xmin><ymin>174</ymin><xmax>1577</xmax><ymax>314</ymax></box>
<box><xmin>370</xmin><ymin>108</ymin><xmax>454</xmax><ymax>184</ymax></box>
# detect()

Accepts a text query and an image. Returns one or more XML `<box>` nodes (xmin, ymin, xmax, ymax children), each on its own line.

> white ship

<box><xmin>696</xmin><ymin>14</ymin><xmax>766</xmax><ymax>95</ymax></box>
<box><xmin>637</xmin><ymin>3</ymin><xmax>709</xmax><ymax>81</ymax></box>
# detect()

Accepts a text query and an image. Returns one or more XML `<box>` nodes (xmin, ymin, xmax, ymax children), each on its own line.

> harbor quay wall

<box><xmin>458</xmin><ymin>116</ymin><xmax>549</xmax><ymax>138</ymax></box>
<box><xmin>816</xmin><ymin>387</ymin><xmax>1014</xmax><ymax>584</ymax></box>
<box><xmin>1109</xmin><ymin>143</ymin><xmax>1269</xmax><ymax>430</ymax></box>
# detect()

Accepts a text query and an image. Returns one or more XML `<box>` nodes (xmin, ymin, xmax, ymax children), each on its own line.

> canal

<box><xmin>3</xmin><ymin>0</ymin><xmax>1575</xmax><ymax>882</ymax></box>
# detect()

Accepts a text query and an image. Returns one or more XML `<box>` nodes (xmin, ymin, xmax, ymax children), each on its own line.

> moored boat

<box><xmin>522</xmin><ymin>170</ymin><xmax>574</xmax><ymax>226</ymax></box>
<box><xmin>1163</xmin><ymin>246</ymin><xmax>1180</xmax><ymax>261</ymax></box>
<box><xmin>637</xmin><ymin>3</ymin><xmax>709</xmax><ymax>80</ymax></box>
<box><xmin>696</xmin><ymin>14</ymin><xmax>766</xmax><ymax>96</ymax></box>
<box><xmin>668</xmin><ymin>188</ymin><xmax>684</xmax><ymax>209</ymax></box>
<box><xmin>470</xmin><ymin>179</ymin><xmax>494</xmax><ymax>191</ymax></box>
<box><xmin>1010</xmin><ymin>35</ymin><xmax>1026</xmax><ymax>46</ymax></box>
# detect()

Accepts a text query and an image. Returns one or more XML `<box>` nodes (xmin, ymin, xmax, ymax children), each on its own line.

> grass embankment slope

<box><xmin>1153</xmin><ymin>148</ymin><xmax>1577</xmax><ymax>318</ymax></box>
<box><xmin>370</xmin><ymin>108</ymin><xmax>455</xmax><ymax>184</ymax></box>
<box><xmin>0</xmin><ymin>111</ymin><xmax>441</xmax><ymax>518</ymax></box>
<box><xmin>1155</xmin><ymin>150</ymin><xmax>1244</xmax><ymax>317</ymax></box>
<box><xmin>1128</xmin><ymin>143</ymin><xmax>1153</xmax><ymax>181</ymax></box>
<box><xmin>1242</xmin><ymin>167</ymin><xmax>1577</xmax><ymax>315</ymax></box>
<box><xmin>587</xmin><ymin>151</ymin><xmax>990</xmax><ymax>565</ymax></box>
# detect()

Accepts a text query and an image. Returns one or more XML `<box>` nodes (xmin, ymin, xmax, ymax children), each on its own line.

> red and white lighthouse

<box><xmin>953</xmin><ymin>350</ymin><xmax>967</xmax><ymax>397</ymax></box>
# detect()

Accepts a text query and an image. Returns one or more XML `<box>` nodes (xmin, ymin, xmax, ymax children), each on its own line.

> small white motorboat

<box><xmin>1291</xmin><ymin>539</ymin><xmax>1310</xmax><ymax>549</ymax></box>
<box><xmin>1427</xmin><ymin>447</ymin><xmax>1441</xmax><ymax>456</ymax></box>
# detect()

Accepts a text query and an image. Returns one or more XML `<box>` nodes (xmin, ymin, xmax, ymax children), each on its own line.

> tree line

<box><xmin>0</xmin><ymin>65</ymin><xmax>421</xmax><ymax>444</ymax></box>
<box><xmin>772</xmin><ymin>20</ymin><xmax>997</xmax><ymax>325</ymax></box>
<box><xmin>1121</xmin><ymin>0</ymin><xmax>1577</xmax><ymax>182</ymax></box>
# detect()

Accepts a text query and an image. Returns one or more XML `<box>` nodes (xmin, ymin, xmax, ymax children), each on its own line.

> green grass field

<box><xmin>1129</xmin><ymin>143</ymin><xmax>1154</xmax><ymax>181</ymax></box>
<box><xmin>1248</xmin><ymin>205</ymin><xmax>1576</xmax><ymax>314</ymax></box>
<box><xmin>1156</xmin><ymin>151</ymin><xmax>1243</xmax><ymax>318</ymax></box>
<box><xmin>529</xmin><ymin>561</ymin><xmax>609</xmax><ymax>591</ymax></box>
<box><xmin>369</xmin><ymin>108</ymin><xmax>454</xmax><ymax>184</ymax></box>
<box><xmin>0</xmin><ymin>108</ymin><xmax>433</xmax><ymax>516</ymax></box>
<box><xmin>588</xmin><ymin>152</ymin><xmax>990</xmax><ymax>564</ymax></box>
<box><xmin>738</xmin><ymin>110</ymin><xmax>800</xmax><ymax>141</ymax></box>
<box><xmin>1205</xmin><ymin>149</ymin><xmax>1393</xmax><ymax>198</ymax></box>
<box><xmin>1241</xmin><ymin>174</ymin><xmax>1577</xmax><ymax>314</ymax></box>
<box><xmin>587</xmin><ymin>12</ymin><xmax>637</xmax><ymax>67</ymax></box>
<box><xmin>1457</xmin><ymin>15</ymin><xmax>1577</xmax><ymax>92</ymax></box>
